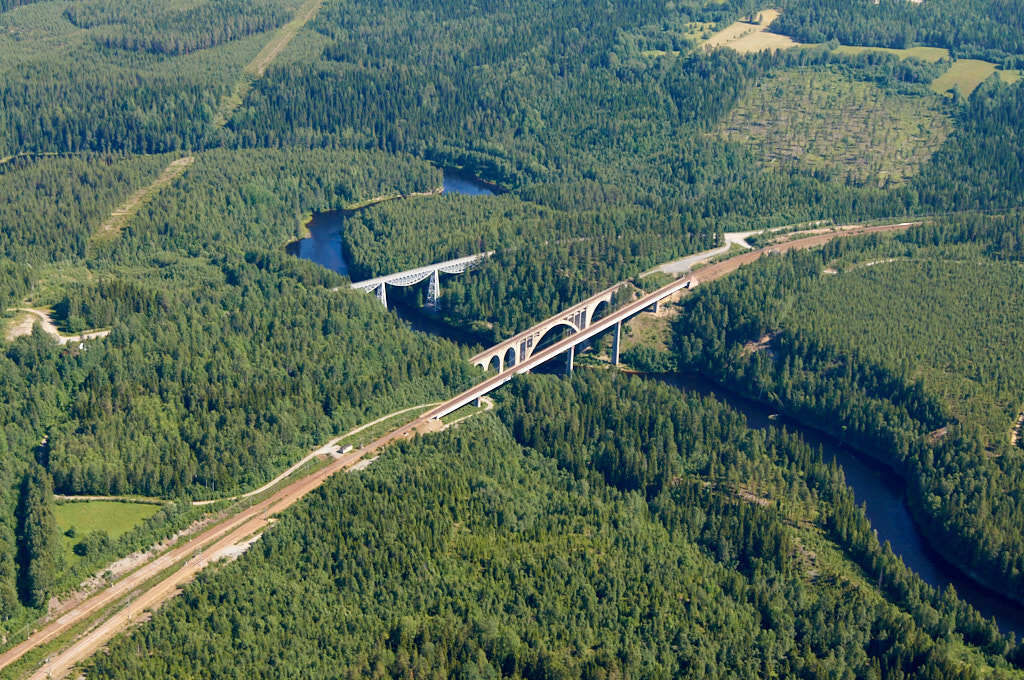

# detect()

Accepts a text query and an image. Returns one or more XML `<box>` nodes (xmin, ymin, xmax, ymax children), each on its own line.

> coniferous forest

<box><xmin>2</xmin><ymin>0</ymin><xmax>1024</xmax><ymax>675</ymax></box>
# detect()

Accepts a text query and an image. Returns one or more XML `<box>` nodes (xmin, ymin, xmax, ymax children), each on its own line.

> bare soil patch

<box><xmin>4</xmin><ymin>308</ymin><xmax>110</xmax><ymax>345</ymax></box>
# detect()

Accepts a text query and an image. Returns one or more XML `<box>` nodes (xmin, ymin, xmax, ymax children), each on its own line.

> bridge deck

<box><xmin>468</xmin><ymin>281</ymin><xmax>625</xmax><ymax>364</ymax></box>
<box><xmin>351</xmin><ymin>252</ymin><xmax>491</xmax><ymax>290</ymax></box>
<box><xmin>432</xmin><ymin>274</ymin><xmax>692</xmax><ymax>419</ymax></box>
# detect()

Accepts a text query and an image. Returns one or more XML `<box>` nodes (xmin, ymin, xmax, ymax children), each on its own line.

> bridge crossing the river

<box><xmin>349</xmin><ymin>252</ymin><xmax>492</xmax><ymax>309</ymax></box>
<box><xmin>427</xmin><ymin>273</ymin><xmax>698</xmax><ymax>420</ymax></box>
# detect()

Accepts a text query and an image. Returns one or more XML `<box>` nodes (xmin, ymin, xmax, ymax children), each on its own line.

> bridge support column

<box><xmin>646</xmin><ymin>299</ymin><xmax>660</xmax><ymax>314</ymax></box>
<box><xmin>565</xmin><ymin>345</ymin><xmax>574</xmax><ymax>375</ymax></box>
<box><xmin>612</xmin><ymin>321</ymin><xmax>621</xmax><ymax>365</ymax></box>
<box><xmin>427</xmin><ymin>269</ymin><xmax>441</xmax><ymax>311</ymax></box>
<box><xmin>376</xmin><ymin>282</ymin><xmax>388</xmax><ymax>309</ymax></box>
<box><xmin>474</xmin><ymin>396</ymin><xmax>482</xmax><ymax>408</ymax></box>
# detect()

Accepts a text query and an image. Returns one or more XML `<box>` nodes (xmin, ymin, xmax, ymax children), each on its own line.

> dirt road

<box><xmin>3</xmin><ymin>220</ymin><xmax>915</xmax><ymax>679</ymax></box>
<box><xmin>4</xmin><ymin>308</ymin><xmax>110</xmax><ymax>345</ymax></box>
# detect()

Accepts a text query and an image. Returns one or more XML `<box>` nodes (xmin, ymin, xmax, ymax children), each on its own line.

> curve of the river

<box><xmin>288</xmin><ymin>170</ymin><xmax>495</xmax><ymax>278</ymax></box>
<box><xmin>287</xmin><ymin>178</ymin><xmax>1022</xmax><ymax>635</ymax></box>
<box><xmin>657</xmin><ymin>372</ymin><xmax>1024</xmax><ymax>637</ymax></box>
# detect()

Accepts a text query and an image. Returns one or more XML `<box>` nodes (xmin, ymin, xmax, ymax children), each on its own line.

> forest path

<box><xmin>91</xmin><ymin>155</ymin><xmax>194</xmax><ymax>241</ymax></box>
<box><xmin>210</xmin><ymin>0</ymin><xmax>324</xmax><ymax>129</ymax></box>
<box><xmin>4</xmin><ymin>308</ymin><xmax>110</xmax><ymax>345</ymax></box>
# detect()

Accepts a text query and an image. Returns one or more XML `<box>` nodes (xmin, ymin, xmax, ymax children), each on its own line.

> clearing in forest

<box><xmin>93</xmin><ymin>156</ymin><xmax>194</xmax><ymax>241</ymax></box>
<box><xmin>211</xmin><ymin>0</ymin><xmax>324</xmax><ymax>129</ymax></box>
<box><xmin>930</xmin><ymin>59</ymin><xmax>998</xmax><ymax>96</ymax></box>
<box><xmin>4</xmin><ymin>308</ymin><xmax>110</xmax><ymax>345</ymax></box>
<box><xmin>702</xmin><ymin>10</ymin><xmax>798</xmax><ymax>54</ymax></box>
<box><xmin>833</xmin><ymin>44</ymin><xmax>950</xmax><ymax>63</ymax></box>
<box><xmin>54</xmin><ymin>501</ymin><xmax>162</xmax><ymax>565</ymax></box>
<box><xmin>717</xmin><ymin>67</ymin><xmax>952</xmax><ymax>185</ymax></box>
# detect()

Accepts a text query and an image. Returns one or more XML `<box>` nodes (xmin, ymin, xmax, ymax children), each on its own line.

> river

<box><xmin>287</xmin><ymin>172</ymin><xmax>1022</xmax><ymax>635</ymax></box>
<box><xmin>287</xmin><ymin>170</ymin><xmax>495</xmax><ymax>278</ymax></box>
<box><xmin>660</xmin><ymin>372</ymin><xmax>1024</xmax><ymax>636</ymax></box>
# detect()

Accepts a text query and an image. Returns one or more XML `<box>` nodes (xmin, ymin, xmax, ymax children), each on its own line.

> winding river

<box><xmin>287</xmin><ymin>171</ymin><xmax>1022</xmax><ymax>636</ymax></box>
<box><xmin>288</xmin><ymin>170</ymin><xmax>495</xmax><ymax>278</ymax></box>
<box><xmin>660</xmin><ymin>373</ymin><xmax>1024</xmax><ymax>636</ymax></box>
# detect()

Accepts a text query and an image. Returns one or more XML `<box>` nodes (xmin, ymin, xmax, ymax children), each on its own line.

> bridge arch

<box><xmin>529</xmin><ymin>321</ymin><xmax>578</xmax><ymax>361</ymax></box>
<box><xmin>587</xmin><ymin>299</ymin><xmax>611</xmax><ymax>327</ymax></box>
<box><xmin>503</xmin><ymin>346</ymin><xmax>516</xmax><ymax>369</ymax></box>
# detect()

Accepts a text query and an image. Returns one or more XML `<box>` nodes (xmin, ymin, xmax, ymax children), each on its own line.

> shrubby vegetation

<box><xmin>86</xmin><ymin>375</ymin><xmax>1021</xmax><ymax>678</ymax></box>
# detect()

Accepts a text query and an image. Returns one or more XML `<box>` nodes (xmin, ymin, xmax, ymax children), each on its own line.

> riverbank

<box><xmin>659</xmin><ymin>365</ymin><xmax>1024</xmax><ymax>622</ymax></box>
<box><xmin>623</xmin><ymin>369</ymin><xmax>1024</xmax><ymax>633</ymax></box>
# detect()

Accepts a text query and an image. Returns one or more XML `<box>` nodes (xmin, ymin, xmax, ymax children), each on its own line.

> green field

<box><xmin>930</xmin><ymin>59</ymin><xmax>997</xmax><ymax>96</ymax></box>
<box><xmin>717</xmin><ymin>66</ymin><xmax>952</xmax><ymax>185</ymax></box>
<box><xmin>832</xmin><ymin>44</ymin><xmax>950</xmax><ymax>63</ymax></box>
<box><xmin>54</xmin><ymin>501</ymin><xmax>162</xmax><ymax>563</ymax></box>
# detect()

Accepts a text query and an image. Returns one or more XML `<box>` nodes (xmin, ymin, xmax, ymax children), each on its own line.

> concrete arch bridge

<box><xmin>470</xmin><ymin>282</ymin><xmax>646</xmax><ymax>373</ymax></box>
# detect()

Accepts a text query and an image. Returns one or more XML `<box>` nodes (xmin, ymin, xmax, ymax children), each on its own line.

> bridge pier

<box><xmin>565</xmin><ymin>345</ymin><xmax>574</xmax><ymax>374</ymax></box>
<box><xmin>375</xmin><ymin>282</ymin><xmax>388</xmax><ymax>309</ymax></box>
<box><xmin>646</xmin><ymin>299</ymin><xmax>660</xmax><ymax>314</ymax></box>
<box><xmin>611</xmin><ymin>320</ymin><xmax>621</xmax><ymax>365</ymax></box>
<box><xmin>426</xmin><ymin>269</ymin><xmax>441</xmax><ymax>311</ymax></box>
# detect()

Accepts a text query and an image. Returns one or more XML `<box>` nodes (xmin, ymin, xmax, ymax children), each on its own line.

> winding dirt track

<box><xmin>3</xmin><ymin>221</ymin><xmax>914</xmax><ymax>679</ymax></box>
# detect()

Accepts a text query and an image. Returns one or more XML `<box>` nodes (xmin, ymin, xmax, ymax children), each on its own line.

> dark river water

<box><xmin>287</xmin><ymin>170</ymin><xmax>495</xmax><ymax>278</ymax></box>
<box><xmin>661</xmin><ymin>372</ymin><xmax>1024</xmax><ymax>636</ymax></box>
<box><xmin>287</xmin><ymin>171</ymin><xmax>1023</xmax><ymax>636</ymax></box>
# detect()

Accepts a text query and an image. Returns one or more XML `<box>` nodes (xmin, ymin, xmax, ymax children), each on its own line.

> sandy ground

<box><xmin>703</xmin><ymin>10</ymin><xmax>793</xmax><ymax>54</ymax></box>
<box><xmin>41</xmin><ymin>514</ymin><xmax>216</xmax><ymax>624</ymax></box>
<box><xmin>4</xmin><ymin>309</ymin><xmax>110</xmax><ymax>345</ymax></box>
<box><xmin>649</xmin><ymin>230</ymin><xmax>756</xmax><ymax>276</ymax></box>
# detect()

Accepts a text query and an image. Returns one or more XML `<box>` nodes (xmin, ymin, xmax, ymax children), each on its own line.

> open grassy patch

<box><xmin>717</xmin><ymin>66</ymin><xmax>953</xmax><ymax>185</ymax></box>
<box><xmin>1000</xmin><ymin>69</ymin><xmax>1023</xmax><ymax>85</ymax></box>
<box><xmin>832</xmin><ymin>44</ymin><xmax>950</xmax><ymax>63</ymax></box>
<box><xmin>55</xmin><ymin>501</ymin><xmax>162</xmax><ymax>564</ymax></box>
<box><xmin>702</xmin><ymin>10</ymin><xmax>796</xmax><ymax>53</ymax></box>
<box><xmin>930</xmin><ymin>59</ymin><xmax>997</xmax><ymax>96</ymax></box>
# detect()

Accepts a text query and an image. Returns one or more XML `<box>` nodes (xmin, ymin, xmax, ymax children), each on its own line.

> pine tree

<box><xmin>16</xmin><ymin>466</ymin><xmax>59</xmax><ymax>609</ymax></box>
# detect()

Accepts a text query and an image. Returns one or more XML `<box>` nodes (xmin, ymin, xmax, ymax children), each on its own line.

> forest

<box><xmin>64</xmin><ymin>0</ymin><xmax>292</xmax><ymax>56</ymax></box>
<box><xmin>2</xmin><ymin>0</ymin><xmax>1024</xmax><ymax>673</ymax></box>
<box><xmin>664</xmin><ymin>214</ymin><xmax>1024</xmax><ymax>604</ymax></box>
<box><xmin>84</xmin><ymin>374</ymin><xmax>1022</xmax><ymax>678</ymax></box>
<box><xmin>0</xmin><ymin>148</ymin><xmax>466</xmax><ymax>633</ymax></box>
<box><xmin>771</xmin><ymin>0</ymin><xmax>1024</xmax><ymax>59</ymax></box>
